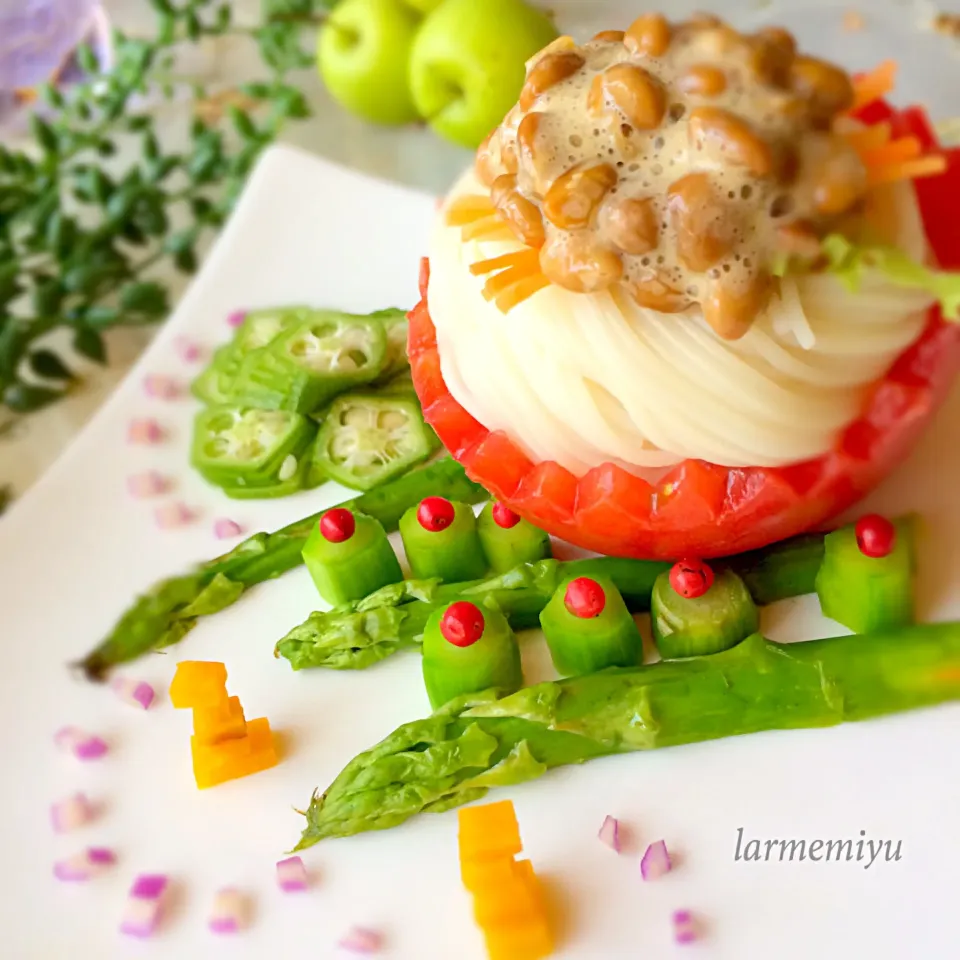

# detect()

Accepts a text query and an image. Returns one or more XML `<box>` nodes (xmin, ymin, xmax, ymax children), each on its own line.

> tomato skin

<box><xmin>410</xmin><ymin>107</ymin><xmax>960</xmax><ymax>560</ymax></box>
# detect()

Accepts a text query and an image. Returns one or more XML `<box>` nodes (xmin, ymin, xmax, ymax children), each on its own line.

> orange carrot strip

<box><xmin>482</xmin><ymin>263</ymin><xmax>538</xmax><ymax>301</ymax></box>
<box><xmin>470</xmin><ymin>250</ymin><xmax>540</xmax><ymax>276</ymax></box>
<box><xmin>867</xmin><ymin>154</ymin><xmax>947</xmax><ymax>186</ymax></box>
<box><xmin>850</xmin><ymin>60</ymin><xmax>897</xmax><ymax>112</ymax></box>
<box><xmin>861</xmin><ymin>136</ymin><xmax>922</xmax><ymax>168</ymax></box>
<box><xmin>461</xmin><ymin>218</ymin><xmax>514</xmax><ymax>242</ymax></box>
<box><xmin>496</xmin><ymin>274</ymin><xmax>551</xmax><ymax>312</ymax></box>
<box><xmin>445</xmin><ymin>195</ymin><xmax>495</xmax><ymax>226</ymax></box>
<box><xmin>844</xmin><ymin>122</ymin><xmax>891</xmax><ymax>153</ymax></box>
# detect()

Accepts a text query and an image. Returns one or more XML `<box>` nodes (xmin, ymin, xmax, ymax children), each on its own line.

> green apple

<box><xmin>408</xmin><ymin>0</ymin><xmax>558</xmax><ymax>148</ymax></box>
<box><xmin>317</xmin><ymin>0</ymin><xmax>422</xmax><ymax>126</ymax></box>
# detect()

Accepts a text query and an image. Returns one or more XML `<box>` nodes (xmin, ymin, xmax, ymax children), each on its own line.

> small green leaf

<box><xmin>32</xmin><ymin>280</ymin><xmax>64</xmax><ymax>315</ymax></box>
<box><xmin>158</xmin><ymin>12</ymin><xmax>176</xmax><ymax>45</ymax></box>
<box><xmin>30</xmin><ymin>115</ymin><xmax>59</xmax><ymax>155</ymax></box>
<box><xmin>143</xmin><ymin>131</ymin><xmax>161</xmax><ymax>160</ymax></box>
<box><xmin>216</xmin><ymin>4</ymin><xmax>232</xmax><ymax>29</ymax></box>
<box><xmin>229</xmin><ymin>106</ymin><xmax>258</xmax><ymax>141</ymax></box>
<box><xmin>29</xmin><ymin>349</ymin><xmax>74</xmax><ymax>381</ymax></box>
<box><xmin>83</xmin><ymin>306</ymin><xmax>120</xmax><ymax>328</ymax></box>
<box><xmin>73</xmin><ymin>327</ymin><xmax>107</xmax><ymax>364</ymax></box>
<box><xmin>96</xmin><ymin>139</ymin><xmax>117</xmax><ymax>157</ymax></box>
<box><xmin>40</xmin><ymin>83</ymin><xmax>65</xmax><ymax>109</ymax></box>
<box><xmin>120</xmin><ymin>281</ymin><xmax>168</xmax><ymax>316</ymax></box>
<box><xmin>3</xmin><ymin>382</ymin><xmax>63</xmax><ymax>413</ymax></box>
<box><xmin>174</xmin><ymin>248</ymin><xmax>198</xmax><ymax>273</ymax></box>
<box><xmin>76</xmin><ymin>43</ymin><xmax>98</xmax><ymax>75</ymax></box>
<box><xmin>186</xmin><ymin>11</ymin><xmax>202</xmax><ymax>39</ymax></box>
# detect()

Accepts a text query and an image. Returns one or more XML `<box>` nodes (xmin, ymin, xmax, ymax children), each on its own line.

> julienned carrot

<box><xmin>861</xmin><ymin>136</ymin><xmax>922</xmax><ymax>168</ymax></box>
<box><xmin>445</xmin><ymin>195</ymin><xmax>495</xmax><ymax>226</ymax></box>
<box><xmin>496</xmin><ymin>274</ymin><xmax>551</xmax><ymax>312</ymax></box>
<box><xmin>471</xmin><ymin>250</ymin><xmax>539</xmax><ymax>277</ymax></box>
<box><xmin>868</xmin><ymin>154</ymin><xmax>948</xmax><ymax>186</ymax></box>
<box><xmin>851</xmin><ymin>59</ymin><xmax>897</xmax><ymax>111</ymax></box>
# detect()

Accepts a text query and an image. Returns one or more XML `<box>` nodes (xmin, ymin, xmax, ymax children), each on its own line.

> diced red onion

<box><xmin>598</xmin><ymin>815</ymin><xmax>621</xmax><ymax>852</ymax></box>
<box><xmin>111</xmin><ymin>677</ymin><xmax>155</xmax><ymax>710</ymax></box>
<box><xmin>143</xmin><ymin>374</ymin><xmax>181</xmax><ymax>399</ymax></box>
<box><xmin>173</xmin><ymin>336</ymin><xmax>204</xmax><ymax>363</ymax></box>
<box><xmin>213</xmin><ymin>518</ymin><xmax>243</xmax><ymax>540</ymax></box>
<box><xmin>640</xmin><ymin>840</ymin><xmax>671</xmax><ymax>881</ymax></box>
<box><xmin>120</xmin><ymin>874</ymin><xmax>169</xmax><ymax>938</ymax></box>
<box><xmin>54</xmin><ymin>847</ymin><xmax>115</xmax><ymax>882</ymax></box>
<box><xmin>227</xmin><ymin>310</ymin><xmax>247</xmax><ymax>328</ymax></box>
<box><xmin>54</xmin><ymin>726</ymin><xmax>108</xmax><ymax>760</ymax></box>
<box><xmin>338</xmin><ymin>927</ymin><xmax>382</xmax><ymax>954</ymax></box>
<box><xmin>127</xmin><ymin>471</ymin><xmax>168</xmax><ymax>499</ymax></box>
<box><xmin>276</xmin><ymin>856</ymin><xmax>309</xmax><ymax>892</ymax></box>
<box><xmin>155</xmin><ymin>502</ymin><xmax>194</xmax><ymax>529</ymax></box>
<box><xmin>50</xmin><ymin>793</ymin><xmax>94</xmax><ymax>833</ymax></box>
<box><xmin>672</xmin><ymin>909</ymin><xmax>697</xmax><ymax>944</ymax></box>
<box><xmin>209</xmin><ymin>887</ymin><xmax>246</xmax><ymax>934</ymax></box>
<box><xmin>127</xmin><ymin>418</ymin><xmax>165</xmax><ymax>444</ymax></box>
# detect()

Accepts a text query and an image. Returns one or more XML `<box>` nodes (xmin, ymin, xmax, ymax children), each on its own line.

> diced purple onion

<box><xmin>127</xmin><ymin>471</ymin><xmax>168</xmax><ymax>499</ymax></box>
<box><xmin>640</xmin><ymin>840</ymin><xmax>671</xmax><ymax>881</ymax></box>
<box><xmin>155</xmin><ymin>502</ymin><xmax>194</xmax><ymax>529</ymax></box>
<box><xmin>227</xmin><ymin>310</ymin><xmax>247</xmax><ymax>328</ymax></box>
<box><xmin>173</xmin><ymin>336</ymin><xmax>203</xmax><ymax>363</ymax></box>
<box><xmin>598</xmin><ymin>815</ymin><xmax>621</xmax><ymax>853</ymax></box>
<box><xmin>54</xmin><ymin>726</ymin><xmax>108</xmax><ymax>760</ymax></box>
<box><xmin>50</xmin><ymin>793</ymin><xmax>94</xmax><ymax>833</ymax></box>
<box><xmin>209</xmin><ymin>887</ymin><xmax>246</xmax><ymax>934</ymax></box>
<box><xmin>120</xmin><ymin>874</ymin><xmax>169</xmax><ymax>937</ymax></box>
<box><xmin>213</xmin><ymin>518</ymin><xmax>243</xmax><ymax>540</ymax></box>
<box><xmin>338</xmin><ymin>926</ymin><xmax>382</xmax><ymax>954</ymax></box>
<box><xmin>276</xmin><ymin>856</ymin><xmax>309</xmax><ymax>892</ymax></box>
<box><xmin>127</xmin><ymin>418</ymin><xmax>165</xmax><ymax>444</ymax></box>
<box><xmin>111</xmin><ymin>677</ymin><xmax>155</xmax><ymax>710</ymax></box>
<box><xmin>672</xmin><ymin>909</ymin><xmax>697</xmax><ymax>944</ymax></box>
<box><xmin>143</xmin><ymin>374</ymin><xmax>181</xmax><ymax>399</ymax></box>
<box><xmin>54</xmin><ymin>847</ymin><xmax>115</xmax><ymax>882</ymax></box>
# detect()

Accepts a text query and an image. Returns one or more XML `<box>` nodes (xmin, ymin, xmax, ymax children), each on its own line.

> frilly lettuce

<box><xmin>819</xmin><ymin>234</ymin><xmax>960</xmax><ymax>320</ymax></box>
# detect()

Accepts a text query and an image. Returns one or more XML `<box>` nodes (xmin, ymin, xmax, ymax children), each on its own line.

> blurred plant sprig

<box><xmin>0</xmin><ymin>0</ymin><xmax>324</xmax><ymax>419</ymax></box>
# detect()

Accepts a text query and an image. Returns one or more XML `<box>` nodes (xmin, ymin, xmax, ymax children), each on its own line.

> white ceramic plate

<box><xmin>5</xmin><ymin>11</ymin><xmax>960</xmax><ymax>956</ymax></box>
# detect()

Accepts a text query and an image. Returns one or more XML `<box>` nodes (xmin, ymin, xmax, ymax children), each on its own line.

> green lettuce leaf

<box><xmin>820</xmin><ymin>233</ymin><xmax>960</xmax><ymax>320</ymax></box>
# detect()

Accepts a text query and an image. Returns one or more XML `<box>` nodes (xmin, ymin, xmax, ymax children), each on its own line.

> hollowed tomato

<box><xmin>409</xmin><ymin>107</ymin><xmax>960</xmax><ymax>559</ymax></box>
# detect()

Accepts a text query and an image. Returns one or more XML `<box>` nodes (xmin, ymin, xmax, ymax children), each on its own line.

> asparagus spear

<box><xmin>273</xmin><ymin>529</ymin><xmax>839</xmax><ymax>671</ymax></box>
<box><xmin>275</xmin><ymin>556</ymin><xmax>670</xmax><ymax>670</ymax></box>
<box><xmin>295</xmin><ymin>622</ymin><xmax>960</xmax><ymax>849</ymax></box>
<box><xmin>78</xmin><ymin>459</ymin><xmax>485</xmax><ymax>680</ymax></box>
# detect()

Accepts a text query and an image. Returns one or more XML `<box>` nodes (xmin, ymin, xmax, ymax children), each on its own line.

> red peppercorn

<box><xmin>669</xmin><ymin>559</ymin><xmax>715</xmax><ymax>599</ymax></box>
<box><xmin>855</xmin><ymin>514</ymin><xmax>896</xmax><ymax>558</ymax></box>
<box><xmin>319</xmin><ymin>508</ymin><xmax>355</xmax><ymax>543</ymax></box>
<box><xmin>440</xmin><ymin>601</ymin><xmax>486</xmax><ymax>647</ymax></box>
<box><xmin>564</xmin><ymin>577</ymin><xmax>606</xmax><ymax>618</ymax></box>
<box><xmin>417</xmin><ymin>496</ymin><xmax>456</xmax><ymax>532</ymax></box>
<box><xmin>492</xmin><ymin>502</ymin><xmax>522</xmax><ymax>529</ymax></box>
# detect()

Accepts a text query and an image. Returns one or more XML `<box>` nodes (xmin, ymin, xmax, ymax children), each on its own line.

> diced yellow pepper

<box><xmin>473</xmin><ymin>860</ymin><xmax>542</xmax><ymax>928</ymax></box>
<box><xmin>483</xmin><ymin>916</ymin><xmax>554</xmax><ymax>960</ymax></box>
<box><xmin>193</xmin><ymin>696</ymin><xmax>246</xmax><ymax>745</ymax></box>
<box><xmin>190</xmin><ymin>717</ymin><xmax>277</xmax><ymax>789</ymax></box>
<box><xmin>461</xmin><ymin>855</ymin><xmax>518</xmax><ymax>893</ymax></box>
<box><xmin>458</xmin><ymin>800</ymin><xmax>522</xmax><ymax>863</ymax></box>
<box><xmin>169</xmin><ymin>661</ymin><xmax>228</xmax><ymax>709</ymax></box>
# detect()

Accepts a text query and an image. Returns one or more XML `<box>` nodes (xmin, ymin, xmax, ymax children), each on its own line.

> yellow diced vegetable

<box><xmin>193</xmin><ymin>695</ymin><xmax>246</xmax><ymax>745</ymax></box>
<box><xmin>169</xmin><ymin>661</ymin><xmax>228</xmax><ymax>709</ymax></box>
<box><xmin>458</xmin><ymin>800</ymin><xmax>522</xmax><ymax>863</ymax></box>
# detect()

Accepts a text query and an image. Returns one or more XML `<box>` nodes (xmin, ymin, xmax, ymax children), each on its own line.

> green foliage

<box><xmin>0</xmin><ymin>0</ymin><xmax>323</xmax><ymax>418</ymax></box>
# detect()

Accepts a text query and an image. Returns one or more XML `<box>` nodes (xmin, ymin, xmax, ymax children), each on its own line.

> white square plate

<box><xmin>4</xmin><ymin>10</ymin><xmax>960</xmax><ymax>956</ymax></box>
